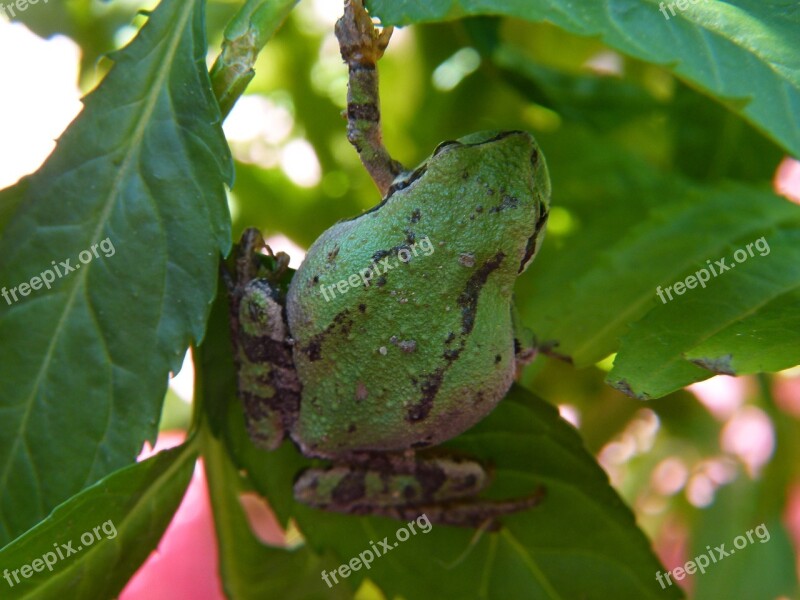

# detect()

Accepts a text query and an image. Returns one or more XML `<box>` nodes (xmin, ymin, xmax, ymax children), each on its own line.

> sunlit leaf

<box><xmin>0</xmin><ymin>0</ymin><xmax>232</xmax><ymax>544</ymax></box>
<box><xmin>0</xmin><ymin>444</ymin><xmax>196</xmax><ymax>599</ymax></box>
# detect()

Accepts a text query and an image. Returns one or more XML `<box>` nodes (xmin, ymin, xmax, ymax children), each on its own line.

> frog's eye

<box><xmin>432</xmin><ymin>140</ymin><xmax>461</xmax><ymax>157</ymax></box>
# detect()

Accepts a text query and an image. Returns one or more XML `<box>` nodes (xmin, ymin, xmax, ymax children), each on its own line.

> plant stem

<box><xmin>210</xmin><ymin>0</ymin><xmax>299</xmax><ymax>119</ymax></box>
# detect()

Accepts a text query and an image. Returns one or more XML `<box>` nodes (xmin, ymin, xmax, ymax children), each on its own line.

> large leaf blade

<box><xmin>0</xmin><ymin>443</ymin><xmax>196</xmax><ymax>599</ymax></box>
<box><xmin>608</xmin><ymin>224</ymin><xmax>800</xmax><ymax>398</ymax></box>
<box><xmin>0</xmin><ymin>0</ymin><xmax>232</xmax><ymax>544</ymax></box>
<box><xmin>513</xmin><ymin>123</ymin><xmax>800</xmax><ymax>397</ymax></box>
<box><xmin>367</xmin><ymin>0</ymin><xmax>800</xmax><ymax>157</ymax></box>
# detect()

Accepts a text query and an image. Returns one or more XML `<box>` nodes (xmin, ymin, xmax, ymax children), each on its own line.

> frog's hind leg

<box><xmin>293</xmin><ymin>454</ymin><xmax>544</xmax><ymax>529</ymax></box>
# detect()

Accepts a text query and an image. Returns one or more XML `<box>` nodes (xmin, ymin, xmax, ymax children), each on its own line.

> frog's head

<box><xmin>429</xmin><ymin>130</ymin><xmax>551</xmax><ymax>274</ymax></box>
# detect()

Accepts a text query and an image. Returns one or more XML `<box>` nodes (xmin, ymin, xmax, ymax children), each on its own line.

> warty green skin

<box><xmin>285</xmin><ymin>130</ymin><xmax>550</xmax><ymax>459</ymax></box>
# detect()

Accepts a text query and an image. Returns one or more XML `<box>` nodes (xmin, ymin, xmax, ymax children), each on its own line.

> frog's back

<box><xmin>286</xmin><ymin>131</ymin><xmax>547</xmax><ymax>458</ymax></box>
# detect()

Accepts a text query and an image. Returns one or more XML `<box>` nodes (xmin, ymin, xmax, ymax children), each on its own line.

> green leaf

<box><xmin>227</xmin><ymin>383</ymin><xmax>680</xmax><ymax>599</ymax></box>
<box><xmin>462</xmin><ymin>18</ymin><xmax>664</xmax><ymax>133</ymax></box>
<box><xmin>493</xmin><ymin>44</ymin><xmax>663</xmax><ymax>131</ymax></box>
<box><xmin>684</xmin><ymin>288</ymin><xmax>800</xmax><ymax>373</ymax></box>
<box><xmin>0</xmin><ymin>443</ymin><xmax>196</xmax><ymax>599</ymax></box>
<box><xmin>210</xmin><ymin>0</ymin><xmax>300</xmax><ymax>117</ymax></box>
<box><xmin>607</xmin><ymin>216</ymin><xmax>800</xmax><ymax>399</ymax></box>
<box><xmin>0</xmin><ymin>178</ymin><xmax>27</xmax><ymax>234</ymax></box>
<box><xmin>689</xmin><ymin>479</ymin><xmax>798</xmax><ymax>600</ymax></box>
<box><xmin>668</xmin><ymin>84</ymin><xmax>784</xmax><ymax>183</ymax></box>
<box><xmin>201</xmin><ymin>423</ymin><xmax>349</xmax><ymax>600</ymax></box>
<box><xmin>0</xmin><ymin>0</ymin><xmax>232</xmax><ymax>545</ymax></box>
<box><xmin>515</xmin><ymin>125</ymin><xmax>800</xmax><ymax>397</ymax></box>
<box><xmin>366</xmin><ymin>0</ymin><xmax>800</xmax><ymax>157</ymax></box>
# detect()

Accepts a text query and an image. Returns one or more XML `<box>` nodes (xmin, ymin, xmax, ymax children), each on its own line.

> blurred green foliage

<box><xmin>1</xmin><ymin>1</ymin><xmax>798</xmax><ymax>599</ymax></box>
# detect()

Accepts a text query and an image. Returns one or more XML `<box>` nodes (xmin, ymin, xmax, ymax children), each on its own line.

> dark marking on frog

<box><xmin>458</xmin><ymin>252</ymin><xmax>506</xmax><ymax>335</ymax></box>
<box><xmin>410</xmin><ymin>209</ymin><xmax>421</xmax><ymax>223</ymax></box>
<box><xmin>445</xmin><ymin>332</ymin><xmax>456</xmax><ymax>345</ymax></box>
<box><xmin>240</xmin><ymin>381</ymin><xmax>299</xmax><ymax>446</ymax></box>
<box><xmin>384</xmin><ymin>164</ymin><xmax>428</xmax><ymax>199</ymax></box>
<box><xmin>375</xmin><ymin>276</ymin><xmax>387</xmax><ymax>287</ymax></box>
<box><xmin>311</xmin><ymin>275</ymin><xmax>319</xmax><ymax>285</ymax></box>
<box><xmin>462</xmin><ymin>169</ymin><xmax>469</xmax><ymax>180</ymax></box>
<box><xmin>372</xmin><ymin>248</ymin><xmax>391</xmax><ymax>263</ymax></box>
<box><xmin>372</xmin><ymin>241</ymin><xmax>413</xmax><ymax>266</ymax></box>
<box><xmin>358</xmin><ymin>303</ymin><xmax>367</xmax><ymax>313</ymax></box>
<box><xmin>406</xmin><ymin>253</ymin><xmax>503</xmax><ymax>422</ymax></box>
<box><xmin>415</xmin><ymin>462</ymin><xmax>447</xmax><ymax>500</ymax></box>
<box><xmin>443</xmin><ymin>348</ymin><xmax>460</xmax><ymax>362</ymax></box>
<box><xmin>327</xmin><ymin>245</ymin><xmax>340</xmax><ymax>262</ymax></box>
<box><xmin>406</xmin><ymin>368</ymin><xmax>444</xmax><ymax>422</ymax></box>
<box><xmin>241</xmin><ymin>335</ymin><xmax>294</xmax><ymax>368</ymax></box>
<box><xmin>240</xmin><ymin>390</ymin><xmax>282</xmax><ymax>415</ymax></box>
<box><xmin>519</xmin><ymin>207</ymin><xmax>549</xmax><ymax>273</ymax></box>
<box><xmin>343</xmin><ymin>165</ymin><xmax>427</xmax><ymax>224</ymax></box>
<box><xmin>403</xmin><ymin>484</ymin><xmax>417</xmax><ymax>500</ymax></box>
<box><xmin>495</xmin><ymin>354</ymin><xmax>502</xmax><ymax>364</ymax></box>
<box><xmin>404</xmin><ymin>229</ymin><xmax>416</xmax><ymax>245</ymax></box>
<box><xmin>304</xmin><ymin>309</ymin><xmax>354</xmax><ymax>361</ymax></box>
<box><xmin>490</xmin><ymin>195</ymin><xmax>519</xmax><ymax>213</ymax></box>
<box><xmin>409</xmin><ymin>250</ymin><xmax>513</xmax><ymax>422</ymax></box>
<box><xmin>331</xmin><ymin>471</ymin><xmax>367</xmax><ymax>504</ymax></box>
<box><xmin>432</xmin><ymin>139</ymin><xmax>461</xmax><ymax>156</ymax></box>
<box><xmin>347</xmin><ymin>423</ymin><xmax>357</xmax><ymax>433</ymax></box>
<box><xmin>468</xmin><ymin>131</ymin><xmax>523</xmax><ymax>147</ymax></box>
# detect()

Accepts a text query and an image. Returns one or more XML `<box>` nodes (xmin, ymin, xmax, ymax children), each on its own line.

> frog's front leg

<box><xmin>293</xmin><ymin>454</ymin><xmax>545</xmax><ymax>529</ymax></box>
<box><xmin>335</xmin><ymin>0</ymin><xmax>405</xmax><ymax>195</ymax></box>
<box><xmin>227</xmin><ymin>229</ymin><xmax>301</xmax><ymax>450</ymax></box>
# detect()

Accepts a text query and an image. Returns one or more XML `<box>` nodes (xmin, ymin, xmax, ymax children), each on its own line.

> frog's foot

<box><xmin>234</xmin><ymin>227</ymin><xmax>291</xmax><ymax>284</ymax></box>
<box><xmin>335</xmin><ymin>0</ymin><xmax>405</xmax><ymax>195</ymax></box>
<box><xmin>293</xmin><ymin>454</ymin><xmax>545</xmax><ymax>529</ymax></box>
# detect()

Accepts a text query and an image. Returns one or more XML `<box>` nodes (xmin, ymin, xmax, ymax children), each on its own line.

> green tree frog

<box><xmin>227</xmin><ymin>0</ymin><xmax>551</xmax><ymax>528</ymax></box>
